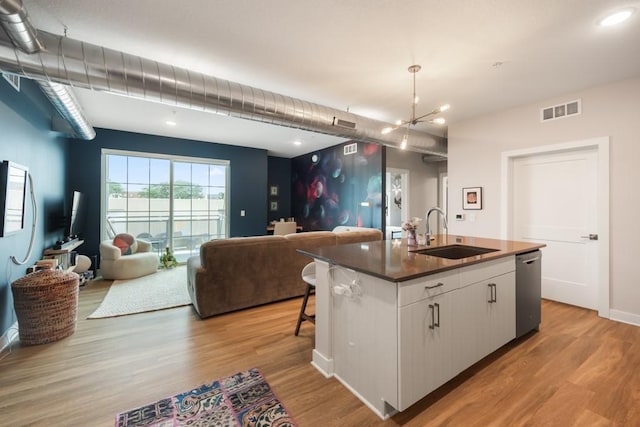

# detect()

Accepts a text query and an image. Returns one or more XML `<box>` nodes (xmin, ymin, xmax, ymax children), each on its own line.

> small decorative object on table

<box><xmin>160</xmin><ymin>246</ymin><xmax>178</xmax><ymax>269</ymax></box>
<box><xmin>402</xmin><ymin>217</ymin><xmax>422</xmax><ymax>246</ymax></box>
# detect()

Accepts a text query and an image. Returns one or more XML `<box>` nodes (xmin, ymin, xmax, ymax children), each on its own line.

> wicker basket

<box><xmin>11</xmin><ymin>269</ymin><xmax>80</xmax><ymax>345</ymax></box>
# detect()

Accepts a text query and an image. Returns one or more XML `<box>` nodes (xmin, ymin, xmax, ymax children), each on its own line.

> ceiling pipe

<box><xmin>0</xmin><ymin>25</ymin><xmax>446</xmax><ymax>156</ymax></box>
<box><xmin>0</xmin><ymin>0</ymin><xmax>96</xmax><ymax>140</ymax></box>
<box><xmin>0</xmin><ymin>0</ymin><xmax>41</xmax><ymax>53</ymax></box>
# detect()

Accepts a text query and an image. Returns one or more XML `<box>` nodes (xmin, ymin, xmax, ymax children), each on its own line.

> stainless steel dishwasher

<box><xmin>516</xmin><ymin>250</ymin><xmax>542</xmax><ymax>338</ymax></box>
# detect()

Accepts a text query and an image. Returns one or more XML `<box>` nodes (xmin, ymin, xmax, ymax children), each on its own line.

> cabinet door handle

<box><xmin>434</xmin><ymin>302</ymin><xmax>440</xmax><ymax>328</ymax></box>
<box><xmin>425</xmin><ymin>282</ymin><xmax>444</xmax><ymax>290</ymax></box>
<box><xmin>428</xmin><ymin>304</ymin><xmax>435</xmax><ymax>329</ymax></box>
<box><xmin>487</xmin><ymin>283</ymin><xmax>497</xmax><ymax>303</ymax></box>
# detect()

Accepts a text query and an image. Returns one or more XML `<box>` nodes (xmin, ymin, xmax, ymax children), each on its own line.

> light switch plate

<box><xmin>240</xmin><ymin>210</ymin><xmax>246</xmax><ymax>217</ymax></box>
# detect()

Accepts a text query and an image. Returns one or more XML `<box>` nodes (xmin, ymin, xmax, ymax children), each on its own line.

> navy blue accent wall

<box><xmin>267</xmin><ymin>156</ymin><xmax>291</xmax><ymax>222</ymax></box>
<box><xmin>0</xmin><ymin>78</ymin><xmax>68</xmax><ymax>336</ymax></box>
<box><xmin>67</xmin><ymin>128</ymin><xmax>269</xmax><ymax>261</ymax></box>
<box><xmin>291</xmin><ymin>141</ymin><xmax>384</xmax><ymax>231</ymax></box>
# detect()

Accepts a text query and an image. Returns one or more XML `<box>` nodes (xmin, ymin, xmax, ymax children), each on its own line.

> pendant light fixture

<box><xmin>382</xmin><ymin>65</ymin><xmax>450</xmax><ymax>149</ymax></box>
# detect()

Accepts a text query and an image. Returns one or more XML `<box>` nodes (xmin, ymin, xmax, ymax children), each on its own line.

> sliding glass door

<box><xmin>102</xmin><ymin>150</ymin><xmax>229</xmax><ymax>262</ymax></box>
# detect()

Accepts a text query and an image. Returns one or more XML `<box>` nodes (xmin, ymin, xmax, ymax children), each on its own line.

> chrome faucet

<box><xmin>426</xmin><ymin>207</ymin><xmax>448</xmax><ymax>243</ymax></box>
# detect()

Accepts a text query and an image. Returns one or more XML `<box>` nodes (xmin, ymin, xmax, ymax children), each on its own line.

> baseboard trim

<box><xmin>609</xmin><ymin>309</ymin><xmax>640</xmax><ymax>327</ymax></box>
<box><xmin>1</xmin><ymin>322</ymin><xmax>19</xmax><ymax>353</ymax></box>
<box><xmin>333</xmin><ymin>373</ymin><xmax>396</xmax><ymax>420</ymax></box>
<box><xmin>311</xmin><ymin>349</ymin><xmax>334</xmax><ymax>378</ymax></box>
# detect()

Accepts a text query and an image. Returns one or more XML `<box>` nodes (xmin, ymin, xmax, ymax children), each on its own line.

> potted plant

<box><xmin>160</xmin><ymin>246</ymin><xmax>178</xmax><ymax>269</ymax></box>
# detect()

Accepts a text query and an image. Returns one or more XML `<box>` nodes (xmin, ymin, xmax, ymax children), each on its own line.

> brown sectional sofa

<box><xmin>186</xmin><ymin>227</ymin><xmax>383</xmax><ymax>318</ymax></box>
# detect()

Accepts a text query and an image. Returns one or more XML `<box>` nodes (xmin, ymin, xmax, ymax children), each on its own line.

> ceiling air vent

<box><xmin>541</xmin><ymin>99</ymin><xmax>581</xmax><ymax>122</ymax></box>
<box><xmin>2</xmin><ymin>73</ymin><xmax>20</xmax><ymax>92</ymax></box>
<box><xmin>333</xmin><ymin>116</ymin><xmax>357</xmax><ymax>130</ymax></box>
<box><xmin>344</xmin><ymin>143</ymin><xmax>358</xmax><ymax>155</ymax></box>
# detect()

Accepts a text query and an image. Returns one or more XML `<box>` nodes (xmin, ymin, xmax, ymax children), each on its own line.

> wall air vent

<box><xmin>2</xmin><ymin>73</ymin><xmax>20</xmax><ymax>92</ymax></box>
<box><xmin>541</xmin><ymin>99</ymin><xmax>581</xmax><ymax>122</ymax></box>
<box><xmin>333</xmin><ymin>117</ymin><xmax>357</xmax><ymax>130</ymax></box>
<box><xmin>344</xmin><ymin>143</ymin><xmax>358</xmax><ymax>155</ymax></box>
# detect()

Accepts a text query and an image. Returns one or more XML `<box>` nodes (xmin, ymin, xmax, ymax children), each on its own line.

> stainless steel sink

<box><xmin>411</xmin><ymin>244</ymin><xmax>499</xmax><ymax>259</ymax></box>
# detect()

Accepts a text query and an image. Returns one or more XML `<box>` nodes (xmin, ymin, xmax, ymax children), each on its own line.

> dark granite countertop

<box><xmin>298</xmin><ymin>235</ymin><xmax>545</xmax><ymax>282</ymax></box>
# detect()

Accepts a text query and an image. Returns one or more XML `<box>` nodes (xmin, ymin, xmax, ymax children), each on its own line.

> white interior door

<box><xmin>512</xmin><ymin>148</ymin><xmax>599</xmax><ymax>310</ymax></box>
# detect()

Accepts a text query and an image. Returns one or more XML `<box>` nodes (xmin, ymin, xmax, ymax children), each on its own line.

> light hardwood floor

<box><xmin>1</xmin><ymin>278</ymin><xmax>639</xmax><ymax>426</ymax></box>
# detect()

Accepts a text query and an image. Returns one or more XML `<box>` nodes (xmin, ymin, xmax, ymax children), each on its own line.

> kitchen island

<box><xmin>299</xmin><ymin>234</ymin><xmax>545</xmax><ymax>419</ymax></box>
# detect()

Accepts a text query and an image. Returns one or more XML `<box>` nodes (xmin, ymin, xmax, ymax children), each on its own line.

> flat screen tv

<box><xmin>67</xmin><ymin>190</ymin><xmax>87</xmax><ymax>239</ymax></box>
<box><xmin>0</xmin><ymin>160</ymin><xmax>28</xmax><ymax>237</ymax></box>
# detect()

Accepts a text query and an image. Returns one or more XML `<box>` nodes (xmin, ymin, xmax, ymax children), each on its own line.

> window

<box><xmin>102</xmin><ymin>150</ymin><xmax>229</xmax><ymax>262</ymax></box>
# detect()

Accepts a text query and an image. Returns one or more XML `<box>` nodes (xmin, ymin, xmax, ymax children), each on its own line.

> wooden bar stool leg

<box><xmin>295</xmin><ymin>283</ymin><xmax>314</xmax><ymax>336</ymax></box>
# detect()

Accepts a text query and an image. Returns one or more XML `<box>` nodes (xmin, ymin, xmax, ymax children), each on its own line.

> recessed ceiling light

<box><xmin>599</xmin><ymin>8</ymin><xmax>634</xmax><ymax>26</ymax></box>
<box><xmin>165</xmin><ymin>120</ymin><xmax>177</xmax><ymax>126</ymax></box>
<box><xmin>293</xmin><ymin>140</ymin><xmax>302</xmax><ymax>146</ymax></box>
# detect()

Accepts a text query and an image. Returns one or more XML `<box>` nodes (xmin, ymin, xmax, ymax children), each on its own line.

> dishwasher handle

<box><xmin>521</xmin><ymin>256</ymin><xmax>540</xmax><ymax>265</ymax></box>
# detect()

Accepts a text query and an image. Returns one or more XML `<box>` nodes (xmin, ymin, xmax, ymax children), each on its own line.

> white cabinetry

<box><xmin>398</xmin><ymin>270</ymin><xmax>458</xmax><ymax>410</ymax></box>
<box><xmin>482</xmin><ymin>272</ymin><xmax>516</xmax><ymax>357</ymax></box>
<box><xmin>456</xmin><ymin>258</ymin><xmax>516</xmax><ymax>370</ymax></box>
<box><xmin>398</xmin><ymin>257</ymin><xmax>516</xmax><ymax>412</ymax></box>
<box><xmin>332</xmin><ymin>269</ymin><xmax>399</xmax><ymax>415</ymax></box>
<box><xmin>330</xmin><ymin>256</ymin><xmax>516</xmax><ymax>418</ymax></box>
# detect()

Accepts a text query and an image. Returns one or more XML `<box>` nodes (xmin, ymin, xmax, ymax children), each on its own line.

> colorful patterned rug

<box><xmin>115</xmin><ymin>368</ymin><xmax>296</xmax><ymax>427</ymax></box>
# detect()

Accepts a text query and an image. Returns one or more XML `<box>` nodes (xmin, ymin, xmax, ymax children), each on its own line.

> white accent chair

<box><xmin>273</xmin><ymin>221</ymin><xmax>298</xmax><ymax>235</ymax></box>
<box><xmin>99</xmin><ymin>239</ymin><xmax>158</xmax><ymax>280</ymax></box>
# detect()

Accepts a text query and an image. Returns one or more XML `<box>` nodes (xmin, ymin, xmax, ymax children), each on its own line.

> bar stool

<box><xmin>295</xmin><ymin>262</ymin><xmax>316</xmax><ymax>336</ymax></box>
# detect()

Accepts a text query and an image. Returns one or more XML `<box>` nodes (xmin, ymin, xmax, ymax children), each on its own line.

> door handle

<box><xmin>580</xmin><ymin>233</ymin><xmax>598</xmax><ymax>240</ymax></box>
<box><xmin>428</xmin><ymin>304</ymin><xmax>435</xmax><ymax>329</ymax></box>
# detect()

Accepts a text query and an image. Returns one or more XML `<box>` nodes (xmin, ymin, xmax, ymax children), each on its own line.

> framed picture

<box><xmin>270</xmin><ymin>200</ymin><xmax>278</xmax><ymax>211</ymax></box>
<box><xmin>269</xmin><ymin>185</ymin><xmax>279</xmax><ymax>197</ymax></box>
<box><xmin>463</xmin><ymin>187</ymin><xmax>482</xmax><ymax>210</ymax></box>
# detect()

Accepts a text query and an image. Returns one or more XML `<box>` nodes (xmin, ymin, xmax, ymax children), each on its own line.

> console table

<box><xmin>266</xmin><ymin>224</ymin><xmax>303</xmax><ymax>233</ymax></box>
<box><xmin>44</xmin><ymin>240</ymin><xmax>84</xmax><ymax>272</ymax></box>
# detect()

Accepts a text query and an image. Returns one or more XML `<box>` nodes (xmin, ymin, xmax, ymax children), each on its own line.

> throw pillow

<box><xmin>113</xmin><ymin>233</ymin><xmax>138</xmax><ymax>255</ymax></box>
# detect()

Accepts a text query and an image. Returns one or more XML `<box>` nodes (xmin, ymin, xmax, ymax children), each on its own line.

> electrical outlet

<box><xmin>240</xmin><ymin>210</ymin><xmax>246</xmax><ymax>217</ymax></box>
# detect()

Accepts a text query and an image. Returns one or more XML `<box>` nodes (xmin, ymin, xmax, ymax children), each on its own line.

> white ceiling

<box><xmin>21</xmin><ymin>0</ymin><xmax>640</xmax><ymax>157</ymax></box>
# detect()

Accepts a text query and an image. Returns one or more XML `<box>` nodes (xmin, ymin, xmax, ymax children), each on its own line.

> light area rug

<box><xmin>115</xmin><ymin>368</ymin><xmax>297</xmax><ymax>427</ymax></box>
<box><xmin>88</xmin><ymin>266</ymin><xmax>191</xmax><ymax>319</ymax></box>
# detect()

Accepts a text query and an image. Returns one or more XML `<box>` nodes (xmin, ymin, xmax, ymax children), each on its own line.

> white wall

<box><xmin>448</xmin><ymin>76</ymin><xmax>640</xmax><ymax>319</ymax></box>
<box><xmin>386</xmin><ymin>148</ymin><xmax>446</xmax><ymax>234</ymax></box>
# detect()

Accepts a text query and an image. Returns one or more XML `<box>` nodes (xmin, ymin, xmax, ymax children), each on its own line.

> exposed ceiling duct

<box><xmin>0</xmin><ymin>0</ymin><xmax>41</xmax><ymax>52</ymax></box>
<box><xmin>0</xmin><ymin>0</ymin><xmax>95</xmax><ymax>140</ymax></box>
<box><xmin>422</xmin><ymin>153</ymin><xmax>447</xmax><ymax>163</ymax></box>
<box><xmin>37</xmin><ymin>81</ymin><xmax>96</xmax><ymax>139</ymax></box>
<box><xmin>0</xmin><ymin>7</ymin><xmax>446</xmax><ymax>157</ymax></box>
